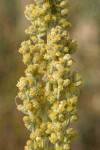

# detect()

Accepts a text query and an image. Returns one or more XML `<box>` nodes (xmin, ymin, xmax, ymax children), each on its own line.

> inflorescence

<box><xmin>16</xmin><ymin>0</ymin><xmax>82</xmax><ymax>150</ymax></box>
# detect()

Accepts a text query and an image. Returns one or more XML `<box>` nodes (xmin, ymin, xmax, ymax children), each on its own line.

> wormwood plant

<box><xmin>16</xmin><ymin>0</ymin><xmax>82</xmax><ymax>150</ymax></box>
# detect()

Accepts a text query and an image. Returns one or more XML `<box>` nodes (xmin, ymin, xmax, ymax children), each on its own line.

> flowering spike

<box><xmin>16</xmin><ymin>0</ymin><xmax>82</xmax><ymax>150</ymax></box>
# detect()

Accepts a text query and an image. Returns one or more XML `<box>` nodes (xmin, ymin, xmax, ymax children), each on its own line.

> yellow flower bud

<box><xmin>44</xmin><ymin>15</ymin><xmax>50</xmax><ymax>22</ymax></box>
<box><xmin>30</xmin><ymin>133</ymin><xmax>35</xmax><ymax>140</ymax></box>
<box><xmin>17</xmin><ymin>104</ymin><xmax>22</xmax><ymax>111</ymax></box>
<box><xmin>23</xmin><ymin>116</ymin><xmax>29</xmax><ymax>122</ymax></box>
<box><xmin>26</xmin><ymin>140</ymin><xmax>32</xmax><ymax>146</ymax></box>
<box><xmin>60</xmin><ymin>1</ymin><xmax>67</xmax><ymax>7</ymax></box>
<box><xmin>61</xmin><ymin>9</ymin><xmax>68</xmax><ymax>15</ymax></box>
<box><xmin>49</xmin><ymin>132</ymin><xmax>58</xmax><ymax>143</ymax></box>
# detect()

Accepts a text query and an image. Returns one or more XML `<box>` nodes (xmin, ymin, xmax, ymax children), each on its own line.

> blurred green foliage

<box><xmin>0</xmin><ymin>0</ymin><xmax>100</xmax><ymax>150</ymax></box>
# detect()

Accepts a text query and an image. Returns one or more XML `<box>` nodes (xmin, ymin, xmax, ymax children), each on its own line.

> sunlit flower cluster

<box><xmin>16</xmin><ymin>0</ymin><xmax>82</xmax><ymax>149</ymax></box>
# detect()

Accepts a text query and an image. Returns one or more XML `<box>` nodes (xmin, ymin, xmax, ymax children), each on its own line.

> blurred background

<box><xmin>0</xmin><ymin>0</ymin><xmax>100</xmax><ymax>149</ymax></box>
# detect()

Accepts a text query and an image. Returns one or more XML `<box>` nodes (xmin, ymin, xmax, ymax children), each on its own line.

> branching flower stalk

<box><xmin>16</xmin><ymin>0</ymin><xmax>82</xmax><ymax>150</ymax></box>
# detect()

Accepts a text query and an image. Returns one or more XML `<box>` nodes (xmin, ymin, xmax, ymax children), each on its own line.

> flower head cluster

<box><xmin>16</xmin><ymin>0</ymin><xmax>82</xmax><ymax>150</ymax></box>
